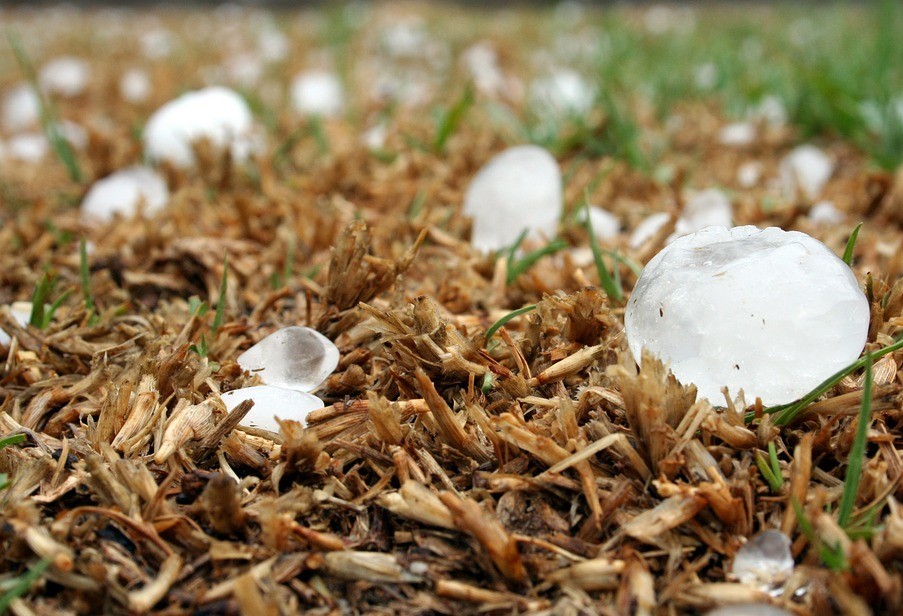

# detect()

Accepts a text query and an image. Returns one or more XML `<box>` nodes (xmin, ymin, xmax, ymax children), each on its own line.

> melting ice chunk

<box><xmin>780</xmin><ymin>144</ymin><xmax>833</xmax><ymax>200</ymax></box>
<box><xmin>730</xmin><ymin>529</ymin><xmax>795</xmax><ymax>590</ymax></box>
<box><xmin>290</xmin><ymin>70</ymin><xmax>344</xmax><ymax>118</ymax></box>
<box><xmin>464</xmin><ymin>145</ymin><xmax>562</xmax><ymax>252</ymax></box>
<box><xmin>143</xmin><ymin>86</ymin><xmax>258</xmax><ymax>168</ymax></box>
<box><xmin>237</xmin><ymin>326</ymin><xmax>339</xmax><ymax>393</ymax></box>
<box><xmin>625</xmin><ymin>226</ymin><xmax>870</xmax><ymax>405</ymax></box>
<box><xmin>81</xmin><ymin>166</ymin><xmax>169</xmax><ymax>223</ymax></box>
<box><xmin>221</xmin><ymin>385</ymin><xmax>324</xmax><ymax>432</ymax></box>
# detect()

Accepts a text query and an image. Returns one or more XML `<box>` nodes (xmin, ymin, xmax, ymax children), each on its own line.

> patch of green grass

<box><xmin>433</xmin><ymin>86</ymin><xmax>474</xmax><ymax>153</ymax></box>
<box><xmin>486</xmin><ymin>304</ymin><xmax>537</xmax><ymax>343</ymax></box>
<box><xmin>29</xmin><ymin>271</ymin><xmax>71</xmax><ymax>329</ymax></box>
<box><xmin>755</xmin><ymin>441</ymin><xmax>784</xmax><ymax>493</ymax></box>
<box><xmin>584</xmin><ymin>200</ymin><xmax>624</xmax><ymax>304</ymax></box>
<box><xmin>0</xmin><ymin>558</ymin><xmax>52</xmax><ymax>612</ymax></box>
<box><xmin>793</xmin><ymin>497</ymin><xmax>848</xmax><ymax>572</ymax></box>
<box><xmin>842</xmin><ymin>222</ymin><xmax>863</xmax><ymax>267</ymax></box>
<box><xmin>506</xmin><ymin>239</ymin><xmax>568</xmax><ymax>286</ymax></box>
<box><xmin>79</xmin><ymin>239</ymin><xmax>98</xmax><ymax>326</ymax></box>
<box><xmin>7</xmin><ymin>31</ymin><xmax>84</xmax><ymax>183</ymax></box>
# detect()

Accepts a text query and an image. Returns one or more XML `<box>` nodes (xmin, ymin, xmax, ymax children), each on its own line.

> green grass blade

<box><xmin>838</xmin><ymin>354</ymin><xmax>873</xmax><ymax>528</ymax></box>
<box><xmin>0</xmin><ymin>433</ymin><xmax>25</xmax><ymax>450</ymax></box>
<box><xmin>767</xmin><ymin>336</ymin><xmax>903</xmax><ymax>425</ymax></box>
<box><xmin>212</xmin><ymin>256</ymin><xmax>228</xmax><ymax>335</ymax></box>
<box><xmin>585</xmin><ymin>200</ymin><xmax>624</xmax><ymax>303</ymax></box>
<box><xmin>504</xmin><ymin>229</ymin><xmax>529</xmax><ymax>268</ymax></box>
<box><xmin>433</xmin><ymin>86</ymin><xmax>474</xmax><ymax>152</ymax></box>
<box><xmin>842</xmin><ymin>222</ymin><xmax>863</xmax><ymax>267</ymax></box>
<box><xmin>29</xmin><ymin>273</ymin><xmax>51</xmax><ymax>328</ymax></box>
<box><xmin>0</xmin><ymin>558</ymin><xmax>52</xmax><ymax>613</ymax></box>
<box><xmin>506</xmin><ymin>239</ymin><xmax>568</xmax><ymax>285</ymax></box>
<box><xmin>486</xmin><ymin>304</ymin><xmax>537</xmax><ymax>343</ymax></box>
<box><xmin>755</xmin><ymin>450</ymin><xmax>783</xmax><ymax>493</ymax></box>
<box><xmin>79</xmin><ymin>239</ymin><xmax>97</xmax><ymax>325</ymax></box>
<box><xmin>7</xmin><ymin>31</ymin><xmax>83</xmax><ymax>183</ymax></box>
<box><xmin>768</xmin><ymin>442</ymin><xmax>784</xmax><ymax>488</ymax></box>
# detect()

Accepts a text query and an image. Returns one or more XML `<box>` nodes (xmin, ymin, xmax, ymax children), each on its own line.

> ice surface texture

<box><xmin>625</xmin><ymin>226</ymin><xmax>869</xmax><ymax>405</ymax></box>
<box><xmin>221</xmin><ymin>385</ymin><xmax>324</xmax><ymax>432</ymax></box>
<box><xmin>237</xmin><ymin>326</ymin><xmax>339</xmax><ymax>393</ymax></box>
<box><xmin>463</xmin><ymin>145</ymin><xmax>562</xmax><ymax>252</ymax></box>
<box><xmin>731</xmin><ymin>529</ymin><xmax>794</xmax><ymax>589</ymax></box>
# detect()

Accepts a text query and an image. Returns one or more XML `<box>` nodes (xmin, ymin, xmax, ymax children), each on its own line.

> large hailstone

<box><xmin>80</xmin><ymin>166</ymin><xmax>169</xmax><ymax>223</ymax></box>
<box><xmin>290</xmin><ymin>71</ymin><xmax>344</xmax><ymax>118</ymax></box>
<box><xmin>237</xmin><ymin>326</ymin><xmax>339</xmax><ymax>393</ymax></box>
<box><xmin>143</xmin><ymin>86</ymin><xmax>257</xmax><ymax>168</ymax></box>
<box><xmin>463</xmin><ymin>145</ymin><xmax>563</xmax><ymax>252</ymax></box>
<box><xmin>625</xmin><ymin>226</ymin><xmax>869</xmax><ymax>406</ymax></box>
<box><xmin>221</xmin><ymin>385</ymin><xmax>324</xmax><ymax>432</ymax></box>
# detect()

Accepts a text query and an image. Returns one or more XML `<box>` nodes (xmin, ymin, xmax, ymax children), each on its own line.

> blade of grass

<box><xmin>838</xmin><ymin>354</ymin><xmax>873</xmax><ymax>528</ymax></box>
<box><xmin>7</xmin><ymin>31</ymin><xmax>83</xmax><ymax>183</ymax></box>
<box><xmin>212</xmin><ymin>256</ymin><xmax>228</xmax><ymax>336</ymax></box>
<box><xmin>842</xmin><ymin>222</ymin><xmax>863</xmax><ymax>267</ymax></box>
<box><xmin>0</xmin><ymin>434</ymin><xmax>25</xmax><ymax>450</ymax></box>
<box><xmin>79</xmin><ymin>238</ymin><xmax>97</xmax><ymax>325</ymax></box>
<box><xmin>506</xmin><ymin>239</ymin><xmax>568</xmax><ymax>285</ymax></box>
<box><xmin>765</xmin><ymin>335</ymin><xmax>903</xmax><ymax>425</ymax></box>
<box><xmin>768</xmin><ymin>442</ymin><xmax>783</xmax><ymax>488</ymax></box>
<box><xmin>585</xmin><ymin>200</ymin><xmax>624</xmax><ymax>303</ymax></box>
<box><xmin>0</xmin><ymin>558</ymin><xmax>52</xmax><ymax>612</ymax></box>
<box><xmin>433</xmin><ymin>86</ymin><xmax>474</xmax><ymax>152</ymax></box>
<box><xmin>29</xmin><ymin>273</ymin><xmax>52</xmax><ymax>328</ymax></box>
<box><xmin>486</xmin><ymin>304</ymin><xmax>537</xmax><ymax>343</ymax></box>
<box><xmin>755</xmin><ymin>449</ymin><xmax>783</xmax><ymax>493</ymax></box>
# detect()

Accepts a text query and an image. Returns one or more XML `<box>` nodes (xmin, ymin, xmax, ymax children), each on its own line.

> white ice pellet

<box><xmin>629</xmin><ymin>212</ymin><xmax>671</xmax><ymax>249</ymax></box>
<box><xmin>143</xmin><ymin>86</ymin><xmax>257</xmax><ymax>168</ymax></box>
<box><xmin>718</xmin><ymin>122</ymin><xmax>755</xmax><ymax>147</ymax></box>
<box><xmin>0</xmin><ymin>302</ymin><xmax>33</xmax><ymax>348</ymax></box>
<box><xmin>221</xmin><ymin>385</ymin><xmax>324</xmax><ymax>432</ymax></box>
<box><xmin>529</xmin><ymin>69</ymin><xmax>595</xmax><ymax>117</ymax></box>
<box><xmin>2</xmin><ymin>83</ymin><xmax>41</xmax><ymax>132</ymax></box>
<box><xmin>581</xmin><ymin>205</ymin><xmax>621</xmax><ymax>240</ymax></box>
<box><xmin>39</xmin><ymin>56</ymin><xmax>90</xmax><ymax>97</ymax></box>
<box><xmin>80</xmin><ymin>166</ymin><xmax>169</xmax><ymax>223</ymax></box>
<box><xmin>237</xmin><ymin>326</ymin><xmax>340</xmax><ymax>393</ymax></box>
<box><xmin>672</xmin><ymin>188</ymin><xmax>733</xmax><ymax>240</ymax></box>
<box><xmin>808</xmin><ymin>200</ymin><xmax>844</xmax><ymax>225</ymax></box>
<box><xmin>730</xmin><ymin>530</ymin><xmax>795</xmax><ymax>591</ymax></box>
<box><xmin>463</xmin><ymin>145</ymin><xmax>563</xmax><ymax>252</ymax></box>
<box><xmin>119</xmin><ymin>68</ymin><xmax>152</xmax><ymax>103</ymax></box>
<box><xmin>625</xmin><ymin>226</ymin><xmax>869</xmax><ymax>405</ymax></box>
<box><xmin>290</xmin><ymin>70</ymin><xmax>345</xmax><ymax>118</ymax></box>
<box><xmin>780</xmin><ymin>144</ymin><xmax>833</xmax><ymax>200</ymax></box>
<box><xmin>737</xmin><ymin>161</ymin><xmax>763</xmax><ymax>188</ymax></box>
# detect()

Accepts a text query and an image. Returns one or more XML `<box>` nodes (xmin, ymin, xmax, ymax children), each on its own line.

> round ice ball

<box><xmin>625</xmin><ymin>226</ymin><xmax>870</xmax><ymax>406</ymax></box>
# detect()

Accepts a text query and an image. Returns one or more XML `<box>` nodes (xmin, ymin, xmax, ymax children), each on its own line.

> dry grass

<box><xmin>2</xmin><ymin>4</ymin><xmax>903</xmax><ymax>615</ymax></box>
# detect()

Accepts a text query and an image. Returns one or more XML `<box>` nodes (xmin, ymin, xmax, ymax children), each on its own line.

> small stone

<box><xmin>625</xmin><ymin>226</ymin><xmax>870</xmax><ymax>405</ymax></box>
<box><xmin>731</xmin><ymin>529</ymin><xmax>795</xmax><ymax>589</ymax></box>
<box><xmin>81</xmin><ymin>166</ymin><xmax>169</xmax><ymax>223</ymax></box>
<box><xmin>143</xmin><ymin>86</ymin><xmax>258</xmax><ymax>168</ymax></box>
<box><xmin>221</xmin><ymin>385</ymin><xmax>324</xmax><ymax>432</ymax></box>
<box><xmin>237</xmin><ymin>326</ymin><xmax>339</xmax><ymax>393</ymax></box>
<box><xmin>780</xmin><ymin>144</ymin><xmax>833</xmax><ymax>200</ymax></box>
<box><xmin>463</xmin><ymin>145</ymin><xmax>562</xmax><ymax>252</ymax></box>
<box><xmin>0</xmin><ymin>302</ymin><xmax>33</xmax><ymax>348</ymax></box>
<box><xmin>291</xmin><ymin>70</ymin><xmax>344</xmax><ymax>118</ymax></box>
<box><xmin>39</xmin><ymin>56</ymin><xmax>90</xmax><ymax>97</ymax></box>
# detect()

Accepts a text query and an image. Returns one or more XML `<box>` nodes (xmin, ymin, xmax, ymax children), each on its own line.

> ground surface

<box><xmin>1</xmin><ymin>2</ymin><xmax>903</xmax><ymax>615</ymax></box>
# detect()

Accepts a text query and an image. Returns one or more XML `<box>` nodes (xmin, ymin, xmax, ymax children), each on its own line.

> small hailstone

<box><xmin>224</xmin><ymin>53</ymin><xmax>263</xmax><ymax>88</ymax></box>
<box><xmin>80</xmin><ymin>166</ymin><xmax>169</xmax><ymax>223</ymax></box>
<box><xmin>143</xmin><ymin>86</ymin><xmax>257</xmax><ymax>168</ymax></box>
<box><xmin>237</xmin><ymin>326</ymin><xmax>340</xmax><ymax>393</ymax></box>
<box><xmin>462</xmin><ymin>42</ymin><xmax>506</xmax><ymax>98</ymax></box>
<box><xmin>140</xmin><ymin>28</ymin><xmax>174</xmax><ymax>59</ymax></box>
<box><xmin>530</xmin><ymin>69</ymin><xmax>595</xmax><ymax>117</ymax></box>
<box><xmin>38</xmin><ymin>57</ymin><xmax>90</xmax><ymax>97</ymax></box>
<box><xmin>257</xmin><ymin>26</ymin><xmax>289</xmax><ymax>62</ymax></box>
<box><xmin>0</xmin><ymin>302</ymin><xmax>33</xmax><ymax>348</ymax></box>
<box><xmin>737</xmin><ymin>161</ymin><xmax>763</xmax><ymax>188</ymax></box>
<box><xmin>360</xmin><ymin>122</ymin><xmax>388</xmax><ymax>151</ymax></box>
<box><xmin>672</xmin><ymin>188</ymin><xmax>732</xmax><ymax>239</ymax></box>
<box><xmin>625</xmin><ymin>226</ymin><xmax>870</xmax><ymax>405</ymax></box>
<box><xmin>221</xmin><ymin>385</ymin><xmax>324</xmax><ymax>432</ymax></box>
<box><xmin>380</xmin><ymin>20</ymin><xmax>427</xmax><ymax>59</ymax></box>
<box><xmin>693</xmin><ymin>62</ymin><xmax>718</xmax><ymax>90</ymax></box>
<box><xmin>718</xmin><ymin>122</ymin><xmax>755</xmax><ymax>147</ymax></box>
<box><xmin>706</xmin><ymin>605</ymin><xmax>790</xmax><ymax>616</ymax></box>
<box><xmin>2</xmin><ymin>84</ymin><xmax>41</xmax><ymax>132</ymax></box>
<box><xmin>629</xmin><ymin>212</ymin><xmax>671</xmax><ymax>249</ymax></box>
<box><xmin>780</xmin><ymin>145</ymin><xmax>833</xmax><ymax>200</ymax></box>
<box><xmin>119</xmin><ymin>69</ymin><xmax>152</xmax><ymax>103</ymax></box>
<box><xmin>463</xmin><ymin>145</ymin><xmax>562</xmax><ymax>252</ymax></box>
<box><xmin>5</xmin><ymin>133</ymin><xmax>49</xmax><ymax>162</ymax></box>
<box><xmin>749</xmin><ymin>95</ymin><xmax>788</xmax><ymax>127</ymax></box>
<box><xmin>290</xmin><ymin>71</ymin><xmax>344</xmax><ymax>118</ymax></box>
<box><xmin>581</xmin><ymin>206</ymin><xmax>621</xmax><ymax>241</ymax></box>
<box><xmin>808</xmin><ymin>200</ymin><xmax>844</xmax><ymax>225</ymax></box>
<box><xmin>730</xmin><ymin>530</ymin><xmax>795</xmax><ymax>590</ymax></box>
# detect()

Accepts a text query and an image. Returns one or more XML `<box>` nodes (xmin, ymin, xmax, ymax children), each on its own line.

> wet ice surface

<box><xmin>625</xmin><ymin>226</ymin><xmax>870</xmax><ymax>405</ymax></box>
<box><xmin>237</xmin><ymin>326</ymin><xmax>339</xmax><ymax>393</ymax></box>
<box><xmin>463</xmin><ymin>145</ymin><xmax>563</xmax><ymax>252</ymax></box>
<box><xmin>731</xmin><ymin>530</ymin><xmax>795</xmax><ymax>589</ymax></box>
<box><xmin>221</xmin><ymin>385</ymin><xmax>324</xmax><ymax>432</ymax></box>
